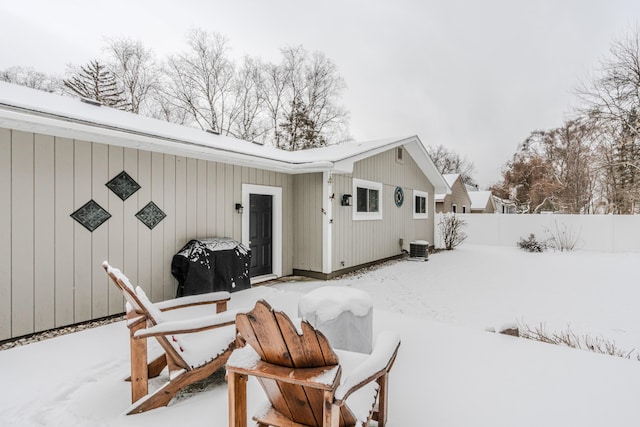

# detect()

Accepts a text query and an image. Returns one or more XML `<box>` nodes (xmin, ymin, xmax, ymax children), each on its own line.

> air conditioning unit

<box><xmin>409</xmin><ymin>240</ymin><xmax>429</xmax><ymax>261</ymax></box>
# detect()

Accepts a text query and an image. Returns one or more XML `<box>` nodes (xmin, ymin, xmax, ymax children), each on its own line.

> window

<box><xmin>452</xmin><ymin>204</ymin><xmax>457</xmax><ymax>213</ymax></box>
<box><xmin>353</xmin><ymin>178</ymin><xmax>382</xmax><ymax>220</ymax></box>
<box><xmin>396</xmin><ymin>146</ymin><xmax>404</xmax><ymax>164</ymax></box>
<box><xmin>462</xmin><ymin>205</ymin><xmax>467</xmax><ymax>213</ymax></box>
<box><xmin>413</xmin><ymin>190</ymin><xmax>429</xmax><ymax>219</ymax></box>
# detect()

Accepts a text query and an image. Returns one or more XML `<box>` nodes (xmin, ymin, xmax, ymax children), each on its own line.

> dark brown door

<box><xmin>249</xmin><ymin>194</ymin><xmax>273</xmax><ymax>277</ymax></box>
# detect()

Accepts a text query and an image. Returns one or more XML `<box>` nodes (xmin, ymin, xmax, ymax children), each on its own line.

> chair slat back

<box><xmin>236</xmin><ymin>300</ymin><xmax>357</xmax><ymax>427</ymax></box>
<box><xmin>236</xmin><ymin>300</ymin><xmax>339</xmax><ymax>368</ymax></box>
<box><xmin>103</xmin><ymin>261</ymin><xmax>145</xmax><ymax>314</ymax></box>
<box><xmin>103</xmin><ymin>261</ymin><xmax>191</xmax><ymax>371</ymax></box>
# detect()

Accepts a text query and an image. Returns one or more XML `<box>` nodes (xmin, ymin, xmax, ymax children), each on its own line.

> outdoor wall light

<box><xmin>235</xmin><ymin>203</ymin><xmax>244</xmax><ymax>214</ymax></box>
<box><xmin>341</xmin><ymin>194</ymin><xmax>352</xmax><ymax>206</ymax></box>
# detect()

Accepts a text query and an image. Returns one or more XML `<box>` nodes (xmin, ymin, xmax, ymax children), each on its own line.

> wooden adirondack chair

<box><xmin>103</xmin><ymin>261</ymin><xmax>240</xmax><ymax>414</ymax></box>
<box><xmin>227</xmin><ymin>300</ymin><xmax>401</xmax><ymax>427</ymax></box>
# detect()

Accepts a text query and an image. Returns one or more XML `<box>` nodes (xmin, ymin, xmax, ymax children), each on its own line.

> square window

<box><xmin>353</xmin><ymin>178</ymin><xmax>383</xmax><ymax>220</ymax></box>
<box><xmin>413</xmin><ymin>190</ymin><xmax>429</xmax><ymax>219</ymax></box>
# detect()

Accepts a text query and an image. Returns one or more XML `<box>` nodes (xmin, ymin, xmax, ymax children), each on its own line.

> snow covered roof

<box><xmin>442</xmin><ymin>174</ymin><xmax>460</xmax><ymax>186</ymax></box>
<box><xmin>469</xmin><ymin>191</ymin><xmax>494</xmax><ymax>210</ymax></box>
<box><xmin>435</xmin><ymin>174</ymin><xmax>462</xmax><ymax>201</ymax></box>
<box><xmin>0</xmin><ymin>82</ymin><xmax>449</xmax><ymax>193</ymax></box>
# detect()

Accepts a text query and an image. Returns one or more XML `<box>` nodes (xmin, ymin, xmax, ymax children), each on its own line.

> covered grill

<box><xmin>171</xmin><ymin>237</ymin><xmax>251</xmax><ymax>297</ymax></box>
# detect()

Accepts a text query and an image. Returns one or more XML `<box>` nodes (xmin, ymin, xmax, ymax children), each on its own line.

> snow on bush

<box><xmin>517</xmin><ymin>233</ymin><xmax>547</xmax><ymax>252</ymax></box>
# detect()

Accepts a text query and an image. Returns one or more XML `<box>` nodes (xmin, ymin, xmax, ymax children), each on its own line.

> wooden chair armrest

<box><xmin>133</xmin><ymin>310</ymin><xmax>238</xmax><ymax>339</ymax></box>
<box><xmin>227</xmin><ymin>347</ymin><xmax>341</xmax><ymax>390</ymax></box>
<box><xmin>154</xmin><ymin>292</ymin><xmax>231</xmax><ymax>311</ymax></box>
<box><xmin>334</xmin><ymin>332</ymin><xmax>401</xmax><ymax>404</ymax></box>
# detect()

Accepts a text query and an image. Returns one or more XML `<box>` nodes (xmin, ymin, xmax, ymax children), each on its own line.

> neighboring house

<box><xmin>435</xmin><ymin>174</ymin><xmax>472</xmax><ymax>214</ymax></box>
<box><xmin>493</xmin><ymin>196</ymin><xmax>517</xmax><ymax>214</ymax></box>
<box><xmin>0</xmin><ymin>82</ymin><xmax>449</xmax><ymax>340</ymax></box>
<box><xmin>468</xmin><ymin>190</ymin><xmax>497</xmax><ymax>213</ymax></box>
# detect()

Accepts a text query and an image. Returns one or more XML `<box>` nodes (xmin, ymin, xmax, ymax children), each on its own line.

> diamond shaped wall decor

<box><xmin>106</xmin><ymin>171</ymin><xmax>140</xmax><ymax>201</ymax></box>
<box><xmin>70</xmin><ymin>200</ymin><xmax>111</xmax><ymax>232</ymax></box>
<box><xmin>136</xmin><ymin>202</ymin><xmax>166</xmax><ymax>230</ymax></box>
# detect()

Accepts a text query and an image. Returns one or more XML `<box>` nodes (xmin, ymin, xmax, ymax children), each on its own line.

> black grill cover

<box><xmin>171</xmin><ymin>238</ymin><xmax>251</xmax><ymax>297</ymax></box>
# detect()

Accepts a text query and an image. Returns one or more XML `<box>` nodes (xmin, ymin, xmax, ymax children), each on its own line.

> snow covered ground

<box><xmin>1</xmin><ymin>244</ymin><xmax>639</xmax><ymax>426</ymax></box>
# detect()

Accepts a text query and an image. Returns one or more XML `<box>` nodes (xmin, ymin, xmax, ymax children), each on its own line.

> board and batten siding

<box><xmin>0</xmin><ymin>128</ymin><xmax>293</xmax><ymax>340</ymax></box>
<box><xmin>292</xmin><ymin>173</ymin><xmax>323</xmax><ymax>272</ymax></box>
<box><xmin>332</xmin><ymin>148</ymin><xmax>434</xmax><ymax>270</ymax></box>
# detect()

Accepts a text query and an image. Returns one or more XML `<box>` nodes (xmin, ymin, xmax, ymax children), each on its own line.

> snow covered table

<box><xmin>298</xmin><ymin>286</ymin><xmax>373</xmax><ymax>354</ymax></box>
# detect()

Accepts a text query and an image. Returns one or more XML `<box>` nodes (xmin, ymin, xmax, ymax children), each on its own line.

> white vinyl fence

<box><xmin>435</xmin><ymin>213</ymin><xmax>640</xmax><ymax>253</ymax></box>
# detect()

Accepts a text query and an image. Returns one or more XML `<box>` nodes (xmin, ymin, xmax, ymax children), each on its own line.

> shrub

<box><xmin>518</xmin><ymin>322</ymin><xmax>637</xmax><ymax>360</ymax></box>
<box><xmin>544</xmin><ymin>220</ymin><xmax>581</xmax><ymax>252</ymax></box>
<box><xmin>438</xmin><ymin>213</ymin><xmax>467</xmax><ymax>250</ymax></box>
<box><xmin>517</xmin><ymin>234</ymin><xmax>546</xmax><ymax>252</ymax></box>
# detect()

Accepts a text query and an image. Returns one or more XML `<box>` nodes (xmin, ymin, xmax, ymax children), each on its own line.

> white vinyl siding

<box><xmin>353</xmin><ymin>178</ymin><xmax>382</xmax><ymax>220</ymax></box>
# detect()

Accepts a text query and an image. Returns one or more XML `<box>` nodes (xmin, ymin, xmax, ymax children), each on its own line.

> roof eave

<box><xmin>0</xmin><ymin>107</ymin><xmax>335</xmax><ymax>174</ymax></box>
<box><xmin>403</xmin><ymin>136</ymin><xmax>451</xmax><ymax>195</ymax></box>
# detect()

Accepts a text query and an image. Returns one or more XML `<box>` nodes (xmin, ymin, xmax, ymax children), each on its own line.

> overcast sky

<box><xmin>1</xmin><ymin>0</ymin><xmax>639</xmax><ymax>186</ymax></box>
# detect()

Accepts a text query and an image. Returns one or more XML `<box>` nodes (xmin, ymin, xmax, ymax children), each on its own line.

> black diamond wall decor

<box><xmin>106</xmin><ymin>171</ymin><xmax>140</xmax><ymax>201</ymax></box>
<box><xmin>136</xmin><ymin>202</ymin><xmax>166</xmax><ymax>230</ymax></box>
<box><xmin>71</xmin><ymin>200</ymin><xmax>111</xmax><ymax>232</ymax></box>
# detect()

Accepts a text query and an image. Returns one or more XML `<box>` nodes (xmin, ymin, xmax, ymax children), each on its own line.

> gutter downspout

<box><xmin>322</xmin><ymin>171</ymin><xmax>333</xmax><ymax>275</ymax></box>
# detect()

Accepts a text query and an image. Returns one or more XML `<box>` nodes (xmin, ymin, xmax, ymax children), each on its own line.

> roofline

<box><xmin>0</xmin><ymin>102</ymin><xmax>334</xmax><ymax>174</ymax></box>
<box><xmin>0</xmin><ymin>83</ymin><xmax>451</xmax><ymax>188</ymax></box>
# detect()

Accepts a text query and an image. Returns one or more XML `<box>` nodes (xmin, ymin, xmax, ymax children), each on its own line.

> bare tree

<box><xmin>426</xmin><ymin>145</ymin><xmax>477</xmax><ymax>186</ymax></box>
<box><xmin>533</xmin><ymin>120</ymin><xmax>597</xmax><ymax>213</ymax></box>
<box><xmin>261</xmin><ymin>61</ymin><xmax>288</xmax><ymax>147</ymax></box>
<box><xmin>0</xmin><ymin>66</ymin><xmax>63</xmax><ymax>93</ymax></box>
<box><xmin>303</xmin><ymin>50</ymin><xmax>349</xmax><ymax>145</ymax></box>
<box><xmin>490</xmin><ymin>146</ymin><xmax>560</xmax><ymax>214</ymax></box>
<box><xmin>162</xmin><ymin>29</ymin><xmax>236</xmax><ymax>133</ymax></box>
<box><xmin>104</xmin><ymin>38</ymin><xmax>159</xmax><ymax>114</ymax></box>
<box><xmin>262</xmin><ymin>46</ymin><xmax>349</xmax><ymax>150</ymax></box>
<box><xmin>577</xmin><ymin>26</ymin><xmax>640</xmax><ymax>213</ymax></box>
<box><xmin>228</xmin><ymin>56</ymin><xmax>268</xmax><ymax>142</ymax></box>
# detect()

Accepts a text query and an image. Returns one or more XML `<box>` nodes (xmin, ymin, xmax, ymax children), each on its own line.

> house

<box><xmin>435</xmin><ymin>174</ymin><xmax>471</xmax><ymax>214</ymax></box>
<box><xmin>493</xmin><ymin>196</ymin><xmax>517</xmax><ymax>214</ymax></box>
<box><xmin>0</xmin><ymin>81</ymin><xmax>449</xmax><ymax>340</ymax></box>
<box><xmin>468</xmin><ymin>190</ymin><xmax>497</xmax><ymax>213</ymax></box>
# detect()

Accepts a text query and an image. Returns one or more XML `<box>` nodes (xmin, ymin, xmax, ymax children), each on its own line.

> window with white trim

<box><xmin>413</xmin><ymin>190</ymin><xmax>429</xmax><ymax>219</ymax></box>
<box><xmin>452</xmin><ymin>204</ymin><xmax>457</xmax><ymax>213</ymax></box>
<box><xmin>462</xmin><ymin>205</ymin><xmax>467</xmax><ymax>213</ymax></box>
<box><xmin>353</xmin><ymin>178</ymin><xmax>382</xmax><ymax>220</ymax></box>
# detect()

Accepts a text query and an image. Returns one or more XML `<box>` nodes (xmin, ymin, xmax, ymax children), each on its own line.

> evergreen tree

<box><xmin>276</xmin><ymin>97</ymin><xmax>326</xmax><ymax>150</ymax></box>
<box><xmin>64</xmin><ymin>60</ymin><xmax>127</xmax><ymax>109</ymax></box>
